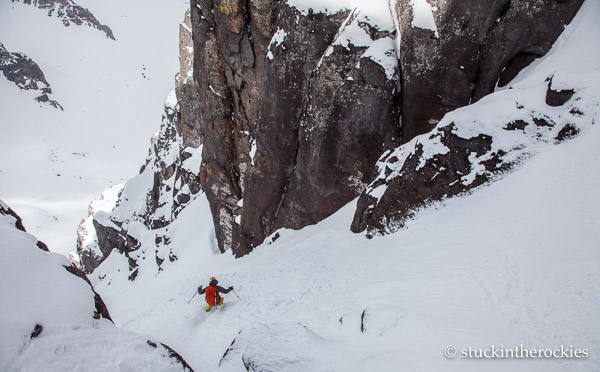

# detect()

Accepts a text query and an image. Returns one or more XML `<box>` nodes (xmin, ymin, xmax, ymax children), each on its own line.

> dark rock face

<box><xmin>13</xmin><ymin>0</ymin><xmax>115</xmax><ymax>40</ymax></box>
<box><xmin>0</xmin><ymin>42</ymin><xmax>62</xmax><ymax>109</ymax></box>
<box><xmin>395</xmin><ymin>0</ymin><xmax>584</xmax><ymax>141</ymax></box>
<box><xmin>90</xmin><ymin>0</ymin><xmax>584</xmax><ymax>260</ymax></box>
<box><xmin>85</xmin><ymin>216</ymin><xmax>140</xmax><ymax>273</ymax></box>
<box><xmin>191</xmin><ymin>1</ymin><xmax>402</xmax><ymax>256</ymax></box>
<box><xmin>546</xmin><ymin>78</ymin><xmax>575</xmax><ymax>107</ymax></box>
<box><xmin>187</xmin><ymin>0</ymin><xmax>582</xmax><ymax>256</ymax></box>
<box><xmin>351</xmin><ymin>62</ymin><xmax>591</xmax><ymax>237</ymax></box>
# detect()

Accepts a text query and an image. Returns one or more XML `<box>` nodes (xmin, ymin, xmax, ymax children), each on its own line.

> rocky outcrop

<box><xmin>351</xmin><ymin>44</ymin><xmax>597</xmax><ymax>237</ymax></box>
<box><xmin>13</xmin><ymin>0</ymin><xmax>115</xmax><ymax>40</ymax></box>
<box><xmin>395</xmin><ymin>0</ymin><xmax>584</xmax><ymax>141</ymax></box>
<box><xmin>0</xmin><ymin>42</ymin><xmax>62</xmax><ymax>109</ymax></box>
<box><xmin>89</xmin><ymin>0</ymin><xmax>585</xmax><ymax>261</ymax></box>
<box><xmin>79</xmin><ymin>12</ymin><xmax>205</xmax><ymax>274</ymax></box>
<box><xmin>82</xmin><ymin>85</ymin><xmax>204</xmax><ymax>275</ymax></box>
<box><xmin>188</xmin><ymin>0</ymin><xmax>583</xmax><ymax>256</ymax></box>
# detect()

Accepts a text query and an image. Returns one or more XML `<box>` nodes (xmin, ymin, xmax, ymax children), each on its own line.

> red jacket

<box><xmin>198</xmin><ymin>280</ymin><xmax>232</xmax><ymax>306</ymax></box>
<box><xmin>204</xmin><ymin>285</ymin><xmax>220</xmax><ymax>306</ymax></box>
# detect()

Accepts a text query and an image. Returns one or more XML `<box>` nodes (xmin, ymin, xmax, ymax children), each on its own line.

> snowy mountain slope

<box><xmin>0</xmin><ymin>200</ymin><xmax>192</xmax><ymax>371</ymax></box>
<box><xmin>88</xmin><ymin>1</ymin><xmax>600</xmax><ymax>371</ymax></box>
<box><xmin>92</xmin><ymin>122</ymin><xmax>600</xmax><ymax>371</ymax></box>
<box><xmin>0</xmin><ymin>0</ymin><xmax>188</xmax><ymax>256</ymax></box>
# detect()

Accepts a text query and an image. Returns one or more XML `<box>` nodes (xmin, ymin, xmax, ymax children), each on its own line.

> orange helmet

<box><xmin>210</xmin><ymin>277</ymin><xmax>216</xmax><ymax>280</ymax></box>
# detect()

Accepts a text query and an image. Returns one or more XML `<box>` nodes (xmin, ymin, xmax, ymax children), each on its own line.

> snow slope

<box><xmin>0</xmin><ymin>0</ymin><xmax>189</xmax><ymax>256</ymax></box>
<box><xmin>0</xmin><ymin>200</ymin><xmax>191</xmax><ymax>371</ymax></box>
<box><xmin>90</xmin><ymin>1</ymin><xmax>600</xmax><ymax>371</ymax></box>
<box><xmin>93</xmin><ymin>122</ymin><xmax>600</xmax><ymax>371</ymax></box>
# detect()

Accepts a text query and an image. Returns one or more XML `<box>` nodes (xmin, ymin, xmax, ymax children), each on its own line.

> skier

<box><xmin>198</xmin><ymin>277</ymin><xmax>234</xmax><ymax>311</ymax></box>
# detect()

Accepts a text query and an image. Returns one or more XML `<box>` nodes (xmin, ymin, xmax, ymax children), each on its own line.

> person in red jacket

<box><xmin>198</xmin><ymin>277</ymin><xmax>233</xmax><ymax>311</ymax></box>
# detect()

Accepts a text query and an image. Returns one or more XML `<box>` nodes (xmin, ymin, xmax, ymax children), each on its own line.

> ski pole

<box><xmin>187</xmin><ymin>291</ymin><xmax>198</xmax><ymax>304</ymax></box>
<box><xmin>232</xmin><ymin>289</ymin><xmax>241</xmax><ymax>299</ymax></box>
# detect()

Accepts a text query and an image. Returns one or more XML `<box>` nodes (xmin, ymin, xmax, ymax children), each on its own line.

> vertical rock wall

<box><xmin>89</xmin><ymin>0</ymin><xmax>584</xmax><ymax>264</ymax></box>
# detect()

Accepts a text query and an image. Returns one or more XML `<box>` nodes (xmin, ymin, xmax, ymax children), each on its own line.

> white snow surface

<box><xmin>290</xmin><ymin>0</ymin><xmax>399</xmax><ymax>80</ymax></box>
<box><xmin>0</xmin><ymin>200</ymin><xmax>188</xmax><ymax>371</ymax></box>
<box><xmin>0</xmin><ymin>0</ymin><xmax>189</xmax><ymax>256</ymax></box>
<box><xmin>90</xmin><ymin>2</ymin><xmax>600</xmax><ymax>371</ymax></box>
<box><xmin>94</xmin><ymin>123</ymin><xmax>600</xmax><ymax>371</ymax></box>
<box><xmin>409</xmin><ymin>0</ymin><xmax>439</xmax><ymax>37</ymax></box>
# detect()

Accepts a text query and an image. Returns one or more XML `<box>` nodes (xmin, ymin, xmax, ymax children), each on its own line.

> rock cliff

<box><xmin>87</xmin><ymin>0</ymin><xmax>584</xmax><ymax>268</ymax></box>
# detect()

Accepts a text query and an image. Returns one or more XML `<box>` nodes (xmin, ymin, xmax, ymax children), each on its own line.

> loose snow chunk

<box><xmin>357</xmin><ymin>0</ymin><xmax>397</xmax><ymax>31</ymax></box>
<box><xmin>361</xmin><ymin>37</ymin><xmax>398</xmax><ymax>80</ymax></box>
<box><xmin>461</xmin><ymin>152</ymin><xmax>487</xmax><ymax>186</ymax></box>
<box><xmin>267</xmin><ymin>28</ymin><xmax>288</xmax><ymax>61</ymax></box>
<box><xmin>181</xmin><ymin>22</ymin><xmax>192</xmax><ymax>33</ymax></box>
<box><xmin>334</xmin><ymin>19</ymin><xmax>374</xmax><ymax>50</ymax></box>
<box><xmin>181</xmin><ymin>145</ymin><xmax>203</xmax><ymax>173</ymax></box>
<box><xmin>249</xmin><ymin>139</ymin><xmax>257</xmax><ymax>166</ymax></box>
<box><xmin>208</xmin><ymin>85</ymin><xmax>222</xmax><ymax>97</ymax></box>
<box><xmin>269</xmin><ymin>28</ymin><xmax>287</xmax><ymax>49</ymax></box>
<box><xmin>370</xmin><ymin>184</ymin><xmax>388</xmax><ymax>201</ymax></box>
<box><xmin>164</xmin><ymin>89</ymin><xmax>178</xmax><ymax>111</ymax></box>
<box><xmin>415</xmin><ymin>133</ymin><xmax>450</xmax><ymax>171</ymax></box>
<box><xmin>409</xmin><ymin>0</ymin><xmax>439</xmax><ymax>38</ymax></box>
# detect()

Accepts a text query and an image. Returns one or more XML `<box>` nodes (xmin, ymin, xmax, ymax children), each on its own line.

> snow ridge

<box><xmin>0</xmin><ymin>200</ymin><xmax>191</xmax><ymax>371</ymax></box>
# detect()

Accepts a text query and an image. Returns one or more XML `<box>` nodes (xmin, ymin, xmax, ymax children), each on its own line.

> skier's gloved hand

<box><xmin>228</xmin><ymin>286</ymin><xmax>233</xmax><ymax>291</ymax></box>
<box><xmin>197</xmin><ymin>285</ymin><xmax>203</xmax><ymax>294</ymax></box>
